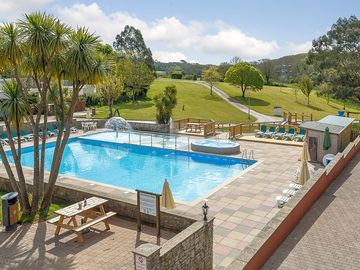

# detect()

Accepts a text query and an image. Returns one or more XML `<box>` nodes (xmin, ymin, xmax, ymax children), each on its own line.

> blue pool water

<box><xmin>7</xmin><ymin>133</ymin><xmax>256</xmax><ymax>202</ymax></box>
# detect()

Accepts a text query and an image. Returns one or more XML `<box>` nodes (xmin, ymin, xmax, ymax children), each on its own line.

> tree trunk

<box><xmin>109</xmin><ymin>100</ymin><xmax>113</xmax><ymax>118</ymax></box>
<box><xmin>3</xmin><ymin>120</ymin><xmax>31</xmax><ymax>213</ymax></box>
<box><xmin>307</xmin><ymin>95</ymin><xmax>310</xmax><ymax>105</ymax></box>
<box><xmin>210</xmin><ymin>83</ymin><xmax>213</xmax><ymax>95</ymax></box>
<box><xmin>42</xmin><ymin>83</ymin><xmax>81</xmax><ymax>211</ymax></box>
<box><xmin>39</xmin><ymin>101</ymin><xmax>49</xmax><ymax>198</ymax></box>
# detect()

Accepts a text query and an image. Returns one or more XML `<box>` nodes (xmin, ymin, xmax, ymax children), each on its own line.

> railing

<box><xmin>241</xmin><ymin>149</ymin><xmax>255</xmax><ymax>160</ymax></box>
<box><xmin>173</xmin><ymin>118</ymin><xmax>216</xmax><ymax>137</ymax></box>
<box><xmin>346</xmin><ymin>111</ymin><xmax>360</xmax><ymax>119</ymax></box>
<box><xmin>228</xmin><ymin>121</ymin><xmax>284</xmax><ymax>140</ymax></box>
<box><xmin>116</xmin><ymin>130</ymin><xmax>192</xmax><ymax>151</ymax></box>
<box><xmin>283</xmin><ymin>112</ymin><xmax>313</xmax><ymax>124</ymax></box>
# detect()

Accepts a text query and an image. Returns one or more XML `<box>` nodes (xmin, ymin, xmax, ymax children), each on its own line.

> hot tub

<box><xmin>191</xmin><ymin>139</ymin><xmax>240</xmax><ymax>155</ymax></box>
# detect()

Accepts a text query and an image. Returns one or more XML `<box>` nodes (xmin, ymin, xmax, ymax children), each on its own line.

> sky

<box><xmin>0</xmin><ymin>0</ymin><xmax>359</xmax><ymax>64</ymax></box>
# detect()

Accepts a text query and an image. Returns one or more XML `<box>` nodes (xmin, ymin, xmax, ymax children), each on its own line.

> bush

<box><xmin>84</xmin><ymin>93</ymin><xmax>104</xmax><ymax>107</ymax></box>
<box><xmin>154</xmin><ymin>85</ymin><xmax>177</xmax><ymax>124</ymax></box>
<box><xmin>266</xmin><ymin>80</ymin><xmax>287</xmax><ymax>87</ymax></box>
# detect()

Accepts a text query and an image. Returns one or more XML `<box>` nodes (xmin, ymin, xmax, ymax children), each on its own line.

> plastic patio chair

<box><xmin>274</xmin><ymin>127</ymin><xmax>286</xmax><ymax>139</ymax></box>
<box><xmin>264</xmin><ymin>126</ymin><xmax>276</xmax><ymax>138</ymax></box>
<box><xmin>283</xmin><ymin>127</ymin><xmax>295</xmax><ymax>140</ymax></box>
<box><xmin>294</xmin><ymin>128</ymin><xmax>306</xmax><ymax>141</ymax></box>
<box><xmin>255</xmin><ymin>125</ymin><xmax>267</xmax><ymax>137</ymax></box>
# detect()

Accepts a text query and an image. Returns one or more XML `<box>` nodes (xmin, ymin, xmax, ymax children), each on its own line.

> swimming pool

<box><xmin>7</xmin><ymin>132</ymin><xmax>256</xmax><ymax>203</ymax></box>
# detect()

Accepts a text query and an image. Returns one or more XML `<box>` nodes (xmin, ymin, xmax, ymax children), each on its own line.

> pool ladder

<box><xmin>241</xmin><ymin>149</ymin><xmax>254</xmax><ymax>160</ymax></box>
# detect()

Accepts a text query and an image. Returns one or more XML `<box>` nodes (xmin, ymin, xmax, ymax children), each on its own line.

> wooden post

<box><xmin>156</xmin><ymin>196</ymin><xmax>160</xmax><ymax>237</ymax></box>
<box><xmin>311</xmin><ymin>113</ymin><xmax>313</xmax><ymax>121</ymax></box>
<box><xmin>137</xmin><ymin>192</ymin><xmax>141</xmax><ymax>232</ymax></box>
<box><xmin>136</xmin><ymin>190</ymin><xmax>161</xmax><ymax>237</ymax></box>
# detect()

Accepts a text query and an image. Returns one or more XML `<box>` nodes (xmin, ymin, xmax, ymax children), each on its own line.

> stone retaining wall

<box><xmin>73</xmin><ymin>119</ymin><xmax>170</xmax><ymax>133</ymax></box>
<box><xmin>133</xmin><ymin>218</ymin><xmax>214</xmax><ymax>270</ymax></box>
<box><xmin>229</xmin><ymin>136</ymin><xmax>360</xmax><ymax>269</ymax></box>
<box><xmin>0</xmin><ymin>176</ymin><xmax>196</xmax><ymax>233</ymax></box>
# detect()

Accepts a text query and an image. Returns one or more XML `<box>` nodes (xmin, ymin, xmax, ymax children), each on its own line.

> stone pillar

<box><xmin>133</xmin><ymin>243</ymin><xmax>161</xmax><ymax>270</ymax></box>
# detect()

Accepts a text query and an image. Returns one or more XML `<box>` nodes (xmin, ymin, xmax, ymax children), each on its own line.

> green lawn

<box><xmin>0</xmin><ymin>190</ymin><xmax>68</xmax><ymax>223</ymax></box>
<box><xmin>214</xmin><ymin>82</ymin><xmax>360</xmax><ymax>120</ymax></box>
<box><xmin>94</xmin><ymin>78</ymin><xmax>255</xmax><ymax>123</ymax></box>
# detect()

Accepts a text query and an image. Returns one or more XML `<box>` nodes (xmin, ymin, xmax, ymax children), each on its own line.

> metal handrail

<box><xmin>118</xmin><ymin>130</ymin><xmax>191</xmax><ymax>151</ymax></box>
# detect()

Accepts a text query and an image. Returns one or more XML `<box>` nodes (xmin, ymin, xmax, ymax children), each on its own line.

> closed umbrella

<box><xmin>300</xmin><ymin>141</ymin><xmax>311</xmax><ymax>161</ymax></box>
<box><xmin>160</xmin><ymin>179</ymin><xmax>176</xmax><ymax>209</ymax></box>
<box><xmin>323</xmin><ymin>126</ymin><xmax>331</xmax><ymax>150</ymax></box>
<box><xmin>298</xmin><ymin>160</ymin><xmax>310</xmax><ymax>185</ymax></box>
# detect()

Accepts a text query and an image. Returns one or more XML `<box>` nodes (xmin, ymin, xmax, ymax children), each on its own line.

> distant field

<box><xmin>94</xmin><ymin>78</ymin><xmax>255</xmax><ymax>123</ymax></box>
<box><xmin>215</xmin><ymin>82</ymin><xmax>360</xmax><ymax>120</ymax></box>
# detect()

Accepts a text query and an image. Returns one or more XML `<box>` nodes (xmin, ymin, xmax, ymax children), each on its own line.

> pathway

<box><xmin>198</xmin><ymin>82</ymin><xmax>283</xmax><ymax>123</ymax></box>
<box><xmin>263</xmin><ymin>152</ymin><xmax>360</xmax><ymax>270</ymax></box>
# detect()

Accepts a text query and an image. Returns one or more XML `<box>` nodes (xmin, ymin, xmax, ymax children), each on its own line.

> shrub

<box><xmin>154</xmin><ymin>85</ymin><xmax>177</xmax><ymax>124</ymax></box>
<box><xmin>85</xmin><ymin>93</ymin><xmax>104</xmax><ymax>107</ymax></box>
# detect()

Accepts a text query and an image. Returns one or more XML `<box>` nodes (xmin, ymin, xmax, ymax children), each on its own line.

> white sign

<box><xmin>139</xmin><ymin>192</ymin><xmax>157</xmax><ymax>216</ymax></box>
<box><xmin>135</xmin><ymin>254</ymin><xmax>147</xmax><ymax>270</ymax></box>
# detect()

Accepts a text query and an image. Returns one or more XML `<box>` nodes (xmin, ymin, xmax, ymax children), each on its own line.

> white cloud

<box><xmin>201</xmin><ymin>28</ymin><xmax>278</xmax><ymax>58</ymax></box>
<box><xmin>287</xmin><ymin>41</ymin><xmax>312</xmax><ymax>54</ymax></box>
<box><xmin>55</xmin><ymin>2</ymin><xmax>279</xmax><ymax>61</ymax></box>
<box><xmin>153</xmin><ymin>51</ymin><xmax>188</xmax><ymax>62</ymax></box>
<box><xmin>0</xmin><ymin>0</ymin><xmax>53</xmax><ymax>21</ymax></box>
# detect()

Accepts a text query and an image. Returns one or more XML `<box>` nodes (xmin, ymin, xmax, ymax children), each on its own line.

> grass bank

<box><xmin>214</xmin><ymin>82</ymin><xmax>360</xmax><ymax>120</ymax></box>
<box><xmin>94</xmin><ymin>78</ymin><xmax>255</xmax><ymax>123</ymax></box>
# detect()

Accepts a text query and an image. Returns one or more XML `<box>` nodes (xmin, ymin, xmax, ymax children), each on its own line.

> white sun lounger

<box><xmin>282</xmin><ymin>189</ymin><xmax>296</xmax><ymax>197</ymax></box>
<box><xmin>289</xmin><ymin>183</ymin><xmax>302</xmax><ymax>190</ymax></box>
<box><xmin>276</xmin><ymin>195</ymin><xmax>290</xmax><ymax>208</ymax></box>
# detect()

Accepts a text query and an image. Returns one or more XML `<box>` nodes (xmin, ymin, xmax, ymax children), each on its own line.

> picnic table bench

<box><xmin>47</xmin><ymin>197</ymin><xmax>116</xmax><ymax>244</ymax></box>
<box><xmin>185</xmin><ymin>123</ymin><xmax>203</xmax><ymax>133</ymax></box>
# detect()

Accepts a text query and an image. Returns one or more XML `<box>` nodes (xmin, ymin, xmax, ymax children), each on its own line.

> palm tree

<box><xmin>42</xmin><ymin>27</ymin><xmax>108</xmax><ymax>210</ymax></box>
<box><xmin>0</xmin><ymin>80</ymin><xmax>28</xmax><ymax>158</ymax></box>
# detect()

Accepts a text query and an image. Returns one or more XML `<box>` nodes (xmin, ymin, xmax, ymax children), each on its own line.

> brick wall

<box><xmin>229</xmin><ymin>136</ymin><xmax>360</xmax><ymax>269</ymax></box>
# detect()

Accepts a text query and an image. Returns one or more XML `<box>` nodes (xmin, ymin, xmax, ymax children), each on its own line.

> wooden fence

<box><xmin>228</xmin><ymin>122</ymin><xmax>300</xmax><ymax>140</ymax></box>
<box><xmin>173</xmin><ymin>118</ymin><xmax>216</xmax><ymax>137</ymax></box>
<box><xmin>283</xmin><ymin>112</ymin><xmax>313</xmax><ymax>124</ymax></box>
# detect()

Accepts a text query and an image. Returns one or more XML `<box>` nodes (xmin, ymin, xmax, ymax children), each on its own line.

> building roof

<box><xmin>318</xmin><ymin>115</ymin><xmax>354</xmax><ymax>127</ymax></box>
<box><xmin>300</xmin><ymin>116</ymin><xmax>354</xmax><ymax>135</ymax></box>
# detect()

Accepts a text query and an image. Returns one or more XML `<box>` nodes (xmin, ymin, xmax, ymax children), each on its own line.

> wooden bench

<box><xmin>48</xmin><ymin>197</ymin><xmax>116</xmax><ymax>245</ymax></box>
<box><xmin>74</xmin><ymin>211</ymin><xmax>117</xmax><ymax>244</ymax></box>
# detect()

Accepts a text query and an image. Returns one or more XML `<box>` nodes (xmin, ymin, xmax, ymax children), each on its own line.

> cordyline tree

<box><xmin>0</xmin><ymin>12</ymin><xmax>108</xmax><ymax>215</ymax></box>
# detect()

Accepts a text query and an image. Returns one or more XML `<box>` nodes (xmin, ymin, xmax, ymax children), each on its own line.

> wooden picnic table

<box><xmin>48</xmin><ymin>197</ymin><xmax>116</xmax><ymax>244</ymax></box>
<box><xmin>185</xmin><ymin>122</ymin><xmax>203</xmax><ymax>133</ymax></box>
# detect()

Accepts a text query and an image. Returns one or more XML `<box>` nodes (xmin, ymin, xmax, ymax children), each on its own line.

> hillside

<box><xmin>214</xmin><ymin>82</ymin><xmax>360</xmax><ymax>120</ymax></box>
<box><xmin>94</xmin><ymin>79</ymin><xmax>255</xmax><ymax>123</ymax></box>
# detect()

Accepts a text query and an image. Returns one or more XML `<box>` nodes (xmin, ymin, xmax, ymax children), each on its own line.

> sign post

<box><xmin>136</xmin><ymin>190</ymin><xmax>161</xmax><ymax>237</ymax></box>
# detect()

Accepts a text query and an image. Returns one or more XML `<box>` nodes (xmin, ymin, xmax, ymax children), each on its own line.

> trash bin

<box><xmin>1</xmin><ymin>192</ymin><xmax>19</xmax><ymax>231</ymax></box>
<box><xmin>91</xmin><ymin>107</ymin><xmax>96</xmax><ymax>116</ymax></box>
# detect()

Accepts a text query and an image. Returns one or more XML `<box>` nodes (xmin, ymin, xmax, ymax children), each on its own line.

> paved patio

<box><xmin>263</xmin><ymin>151</ymin><xmax>360</xmax><ymax>270</ymax></box>
<box><xmin>173</xmin><ymin>139</ymin><xmax>304</xmax><ymax>268</ymax></box>
<box><xmin>0</xmin><ymin>129</ymin><xmax>306</xmax><ymax>269</ymax></box>
<box><xmin>0</xmin><ymin>215</ymin><xmax>175</xmax><ymax>270</ymax></box>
